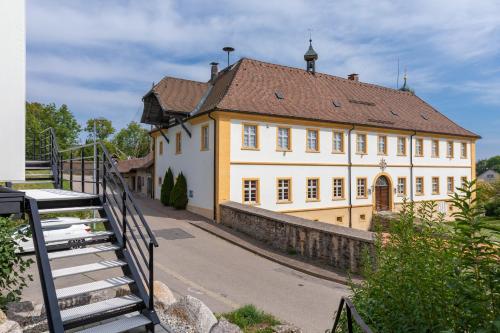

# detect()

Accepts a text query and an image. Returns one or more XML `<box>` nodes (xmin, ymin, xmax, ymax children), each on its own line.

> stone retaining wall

<box><xmin>219</xmin><ymin>201</ymin><xmax>375</xmax><ymax>273</ymax></box>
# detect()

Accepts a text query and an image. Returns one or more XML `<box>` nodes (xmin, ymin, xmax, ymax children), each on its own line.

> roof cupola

<box><xmin>304</xmin><ymin>39</ymin><xmax>318</xmax><ymax>74</ymax></box>
<box><xmin>399</xmin><ymin>70</ymin><xmax>414</xmax><ymax>94</ymax></box>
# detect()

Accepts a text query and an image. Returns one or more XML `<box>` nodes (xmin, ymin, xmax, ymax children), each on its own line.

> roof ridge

<box><xmin>159</xmin><ymin>76</ymin><xmax>207</xmax><ymax>85</ymax></box>
<box><xmin>208</xmin><ymin>59</ymin><xmax>245</xmax><ymax>110</ymax></box>
<box><xmin>239</xmin><ymin>57</ymin><xmax>414</xmax><ymax>96</ymax></box>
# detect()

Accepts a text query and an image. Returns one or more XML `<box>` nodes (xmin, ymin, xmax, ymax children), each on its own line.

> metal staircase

<box><xmin>24</xmin><ymin>129</ymin><xmax>159</xmax><ymax>332</ymax></box>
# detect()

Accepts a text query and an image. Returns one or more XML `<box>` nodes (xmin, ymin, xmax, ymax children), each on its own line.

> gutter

<box><xmin>208</xmin><ymin>112</ymin><xmax>217</xmax><ymax>221</ymax></box>
<box><xmin>348</xmin><ymin>125</ymin><xmax>355</xmax><ymax>228</ymax></box>
<box><xmin>410</xmin><ymin>131</ymin><xmax>416</xmax><ymax>201</ymax></box>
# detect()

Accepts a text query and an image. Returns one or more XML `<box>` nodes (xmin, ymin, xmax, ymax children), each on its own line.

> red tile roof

<box><xmin>150</xmin><ymin>77</ymin><xmax>209</xmax><ymax>113</ymax></box>
<box><xmin>149</xmin><ymin>58</ymin><xmax>479</xmax><ymax>138</ymax></box>
<box><xmin>116</xmin><ymin>152</ymin><xmax>153</xmax><ymax>173</ymax></box>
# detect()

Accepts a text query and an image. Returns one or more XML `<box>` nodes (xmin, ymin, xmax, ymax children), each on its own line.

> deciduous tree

<box><xmin>112</xmin><ymin>121</ymin><xmax>150</xmax><ymax>158</ymax></box>
<box><xmin>26</xmin><ymin>102</ymin><xmax>81</xmax><ymax>149</ymax></box>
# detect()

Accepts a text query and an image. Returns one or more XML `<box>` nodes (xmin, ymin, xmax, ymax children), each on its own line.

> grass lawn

<box><xmin>443</xmin><ymin>217</ymin><xmax>500</xmax><ymax>242</ymax></box>
<box><xmin>481</xmin><ymin>216</ymin><xmax>500</xmax><ymax>231</ymax></box>
<box><xmin>217</xmin><ymin>305</ymin><xmax>281</xmax><ymax>333</ymax></box>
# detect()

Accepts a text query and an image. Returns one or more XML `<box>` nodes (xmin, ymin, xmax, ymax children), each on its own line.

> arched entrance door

<box><xmin>375</xmin><ymin>176</ymin><xmax>391</xmax><ymax>211</ymax></box>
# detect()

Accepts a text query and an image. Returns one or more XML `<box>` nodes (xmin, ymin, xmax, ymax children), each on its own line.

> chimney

<box><xmin>348</xmin><ymin>73</ymin><xmax>359</xmax><ymax>82</ymax></box>
<box><xmin>210</xmin><ymin>62</ymin><xmax>219</xmax><ymax>83</ymax></box>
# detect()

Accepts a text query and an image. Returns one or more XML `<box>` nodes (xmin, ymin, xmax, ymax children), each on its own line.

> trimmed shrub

<box><xmin>160</xmin><ymin>167</ymin><xmax>174</xmax><ymax>206</ymax></box>
<box><xmin>170</xmin><ymin>172</ymin><xmax>188</xmax><ymax>210</ymax></box>
<box><xmin>484</xmin><ymin>199</ymin><xmax>500</xmax><ymax>217</ymax></box>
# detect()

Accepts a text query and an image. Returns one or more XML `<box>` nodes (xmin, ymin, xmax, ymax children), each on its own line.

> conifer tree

<box><xmin>160</xmin><ymin>168</ymin><xmax>174</xmax><ymax>206</ymax></box>
<box><xmin>170</xmin><ymin>172</ymin><xmax>188</xmax><ymax>209</ymax></box>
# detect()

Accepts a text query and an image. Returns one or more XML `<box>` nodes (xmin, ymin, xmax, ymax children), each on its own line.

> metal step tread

<box><xmin>38</xmin><ymin>206</ymin><xmax>103</xmax><ymax>214</ymax></box>
<box><xmin>48</xmin><ymin>244</ymin><xmax>120</xmax><ymax>260</ymax></box>
<box><xmin>26</xmin><ymin>160</ymin><xmax>50</xmax><ymax>163</ymax></box>
<box><xmin>53</xmin><ymin>260</ymin><xmax>127</xmax><ymax>279</ymax></box>
<box><xmin>61</xmin><ymin>294</ymin><xmax>142</xmax><ymax>323</ymax></box>
<box><xmin>11</xmin><ymin>180</ymin><xmax>55</xmax><ymax>184</ymax></box>
<box><xmin>41</xmin><ymin>217</ymin><xmax>108</xmax><ymax>228</ymax></box>
<box><xmin>26</xmin><ymin>173</ymin><xmax>54</xmax><ymax>178</ymax></box>
<box><xmin>73</xmin><ymin>313</ymin><xmax>151</xmax><ymax>333</ymax></box>
<box><xmin>56</xmin><ymin>276</ymin><xmax>134</xmax><ymax>299</ymax></box>
<box><xmin>25</xmin><ymin>166</ymin><xmax>52</xmax><ymax>170</ymax></box>
<box><xmin>45</xmin><ymin>231</ymin><xmax>114</xmax><ymax>244</ymax></box>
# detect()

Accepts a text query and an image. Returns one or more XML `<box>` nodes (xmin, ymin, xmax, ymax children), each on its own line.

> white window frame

<box><xmin>277</xmin><ymin>127</ymin><xmax>291</xmax><ymax>151</ymax></box>
<box><xmin>332</xmin><ymin>178</ymin><xmax>344</xmax><ymax>199</ymax></box>
<box><xmin>306</xmin><ymin>178</ymin><xmax>320</xmax><ymax>201</ymax></box>
<box><xmin>243</xmin><ymin>179</ymin><xmax>259</xmax><ymax>204</ymax></box>
<box><xmin>356</xmin><ymin>178</ymin><xmax>367</xmax><ymax>198</ymax></box>
<box><xmin>377</xmin><ymin>135</ymin><xmax>387</xmax><ymax>155</ymax></box>
<box><xmin>356</xmin><ymin>134</ymin><xmax>367</xmax><ymax>154</ymax></box>
<box><xmin>277</xmin><ymin>178</ymin><xmax>292</xmax><ymax>203</ymax></box>
<box><xmin>242</xmin><ymin>124</ymin><xmax>258</xmax><ymax>149</ymax></box>
<box><xmin>332</xmin><ymin>131</ymin><xmax>344</xmax><ymax>153</ymax></box>
<box><xmin>397</xmin><ymin>177</ymin><xmax>406</xmax><ymax>196</ymax></box>
<box><xmin>306</xmin><ymin>129</ymin><xmax>319</xmax><ymax>152</ymax></box>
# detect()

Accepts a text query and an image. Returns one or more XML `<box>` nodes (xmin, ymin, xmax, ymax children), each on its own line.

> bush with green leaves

<box><xmin>169</xmin><ymin>172</ymin><xmax>188</xmax><ymax>209</ymax></box>
<box><xmin>484</xmin><ymin>199</ymin><xmax>500</xmax><ymax>217</ymax></box>
<box><xmin>218</xmin><ymin>304</ymin><xmax>280</xmax><ymax>332</ymax></box>
<box><xmin>160</xmin><ymin>168</ymin><xmax>174</xmax><ymax>206</ymax></box>
<box><xmin>335</xmin><ymin>181</ymin><xmax>499</xmax><ymax>333</ymax></box>
<box><xmin>0</xmin><ymin>218</ymin><xmax>33</xmax><ymax>309</ymax></box>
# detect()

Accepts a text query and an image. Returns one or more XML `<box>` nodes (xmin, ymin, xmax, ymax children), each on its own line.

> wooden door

<box><xmin>375</xmin><ymin>176</ymin><xmax>390</xmax><ymax>211</ymax></box>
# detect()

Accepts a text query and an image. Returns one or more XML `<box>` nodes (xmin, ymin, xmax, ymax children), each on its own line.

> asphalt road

<box><xmin>23</xmin><ymin>197</ymin><xmax>349</xmax><ymax>332</ymax></box>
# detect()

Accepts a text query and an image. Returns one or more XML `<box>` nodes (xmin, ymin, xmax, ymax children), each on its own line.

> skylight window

<box><xmin>420</xmin><ymin>113</ymin><xmax>429</xmax><ymax>120</ymax></box>
<box><xmin>349</xmin><ymin>99</ymin><xmax>375</xmax><ymax>106</ymax></box>
<box><xmin>368</xmin><ymin>118</ymin><xmax>395</xmax><ymax>125</ymax></box>
<box><xmin>275</xmin><ymin>91</ymin><xmax>284</xmax><ymax>100</ymax></box>
<box><xmin>390</xmin><ymin>110</ymin><xmax>399</xmax><ymax>116</ymax></box>
<box><xmin>332</xmin><ymin>100</ymin><xmax>342</xmax><ymax>107</ymax></box>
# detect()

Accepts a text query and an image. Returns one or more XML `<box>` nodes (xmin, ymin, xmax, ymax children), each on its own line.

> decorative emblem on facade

<box><xmin>379</xmin><ymin>158</ymin><xmax>387</xmax><ymax>171</ymax></box>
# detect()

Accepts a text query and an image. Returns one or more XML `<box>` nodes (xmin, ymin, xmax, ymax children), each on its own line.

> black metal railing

<box><xmin>26</xmin><ymin>129</ymin><xmax>158</xmax><ymax>330</ymax></box>
<box><xmin>57</xmin><ymin>141</ymin><xmax>159</xmax><ymax>313</ymax></box>
<box><xmin>330</xmin><ymin>297</ymin><xmax>373</xmax><ymax>333</ymax></box>
<box><xmin>26</xmin><ymin>198</ymin><xmax>64</xmax><ymax>332</ymax></box>
<box><xmin>26</xmin><ymin>128</ymin><xmax>52</xmax><ymax>161</ymax></box>
<box><xmin>25</xmin><ymin>128</ymin><xmax>61</xmax><ymax>187</ymax></box>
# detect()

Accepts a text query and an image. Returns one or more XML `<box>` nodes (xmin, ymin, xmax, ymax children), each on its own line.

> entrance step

<box><xmin>44</xmin><ymin>231</ymin><xmax>113</xmax><ymax>244</ymax></box>
<box><xmin>60</xmin><ymin>295</ymin><xmax>142</xmax><ymax>323</ymax></box>
<box><xmin>38</xmin><ymin>206</ymin><xmax>103</xmax><ymax>214</ymax></box>
<box><xmin>48</xmin><ymin>244</ymin><xmax>120</xmax><ymax>260</ymax></box>
<box><xmin>41</xmin><ymin>217</ymin><xmax>108</xmax><ymax>228</ymax></box>
<box><xmin>52</xmin><ymin>260</ymin><xmax>127</xmax><ymax>279</ymax></box>
<box><xmin>73</xmin><ymin>313</ymin><xmax>151</xmax><ymax>333</ymax></box>
<box><xmin>56</xmin><ymin>276</ymin><xmax>134</xmax><ymax>299</ymax></box>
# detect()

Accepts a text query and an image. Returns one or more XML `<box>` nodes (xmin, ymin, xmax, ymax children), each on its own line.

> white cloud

<box><xmin>26</xmin><ymin>0</ymin><xmax>500</xmax><ymax>147</ymax></box>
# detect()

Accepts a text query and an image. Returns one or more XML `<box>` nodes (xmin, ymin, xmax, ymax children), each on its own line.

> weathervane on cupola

<box><xmin>304</xmin><ymin>30</ymin><xmax>318</xmax><ymax>74</ymax></box>
<box><xmin>399</xmin><ymin>67</ymin><xmax>415</xmax><ymax>94</ymax></box>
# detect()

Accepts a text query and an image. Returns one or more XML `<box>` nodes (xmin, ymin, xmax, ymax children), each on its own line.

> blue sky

<box><xmin>27</xmin><ymin>0</ymin><xmax>500</xmax><ymax>159</ymax></box>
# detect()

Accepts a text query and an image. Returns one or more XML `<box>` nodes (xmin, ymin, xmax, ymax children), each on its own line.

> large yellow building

<box><xmin>141</xmin><ymin>44</ymin><xmax>479</xmax><ymax>230</ymax></box>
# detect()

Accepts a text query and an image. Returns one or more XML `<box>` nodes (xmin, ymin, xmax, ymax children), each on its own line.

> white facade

<box><xmin>0</xmin><ymin>0</ymin><xmax>25</xmax><ymax>181</ymax></box>
<box><xmin>229</xmin><ymin>119</ymin><xmax>472</xmax><ymax>211</ymax></box>
<box><xmin>154</xmin><ymin>115</ymin><xmax>474</xmax><ymax>228</ymax></box>
<box><xmin>154</xmin><ymin>120</ymin><xmax>214</xmax><ymax>217</ymax></box>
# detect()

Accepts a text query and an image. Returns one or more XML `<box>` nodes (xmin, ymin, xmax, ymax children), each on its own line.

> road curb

<box><xmin>189</xmin><ymin>220</ymin><xmax>360</xmax><ymax>286</ymax></box>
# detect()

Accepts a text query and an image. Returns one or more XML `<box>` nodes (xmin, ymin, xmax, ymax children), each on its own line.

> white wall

<box><xmin>154</xmin><ymin>121</ymin><xmax>214</xmax><ymax>213</ymax></box>
<box><xmin>229</xmin><ymin>118</ymin><xmax>473</xmax><ymax>211</ymax></box>
<box><xmin>0</xmin><ymin>0</ymin><xmax>25</xmax><ymax>181</ymax></box>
